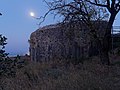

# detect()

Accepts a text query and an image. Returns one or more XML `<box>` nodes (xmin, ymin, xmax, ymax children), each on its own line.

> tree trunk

<box><xmin>99</xmin><ymin>40</ymin><xmax>110</xmax><ymax>65</ymax></box>
<box><xmin>95</xmin><ymin>37</ymin><xmax>110</xmax><ymax>65</ymax></box>
<box><xmin>98</xmin><ymin>13</ymin><xmax>117</xmax><ymax>65</ymax></box>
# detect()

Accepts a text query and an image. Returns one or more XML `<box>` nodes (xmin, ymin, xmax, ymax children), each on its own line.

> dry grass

<box><xmin>1</xmin><ymin>56</ymin><xmax>120</xmax><ymax>90</ymax></box>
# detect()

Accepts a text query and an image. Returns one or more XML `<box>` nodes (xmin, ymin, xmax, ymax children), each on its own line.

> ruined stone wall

<box><xmin>29</xmin><ymin>23</ymin><xmax>91</xmax><ymax>62</ymax></box>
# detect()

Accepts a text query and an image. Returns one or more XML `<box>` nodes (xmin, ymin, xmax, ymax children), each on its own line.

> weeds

<box><xmin>1</xmin><ymin>56</ymin><xmax>120</xmax><ymax>90</ymax></box>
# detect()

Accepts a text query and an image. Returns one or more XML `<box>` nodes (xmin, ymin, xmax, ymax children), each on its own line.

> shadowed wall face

<box><xmin>29</xmin><ymin>23</ymin><xmax>91</xmax><ymax>62</ymax></box>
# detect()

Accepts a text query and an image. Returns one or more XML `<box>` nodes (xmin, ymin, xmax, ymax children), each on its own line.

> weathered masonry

<box><xmin>29</xmin><ymin>22</ymin><xmax>107</xmax><ymax>62</ymax></box>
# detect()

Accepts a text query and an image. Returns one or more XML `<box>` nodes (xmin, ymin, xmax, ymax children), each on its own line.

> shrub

<box><xmin>0</xmin><ymin>35</ymin><xmax>25</xmax><ymax>77</ymax></box>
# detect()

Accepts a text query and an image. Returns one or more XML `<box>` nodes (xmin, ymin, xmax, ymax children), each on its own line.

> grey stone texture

<box><xmin>29</xmin><ymin>22</ymin><xmax>107</xmax><ymax>62</ymax></box>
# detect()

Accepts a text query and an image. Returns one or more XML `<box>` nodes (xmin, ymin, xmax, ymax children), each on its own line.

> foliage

<box><xmin>1</xmin><ymin>57</ymin><xmax>120</xmax><ymax>90</ymax></box>
<box><xmin>0</xmin><ymin>34</ymin><xmax>8</xmax><ymax>58</ymax></box>
<box><xmin>0</xmin><ymin>35</ymin><xmax>26</xmax><ymax>77</ymax></box>
<box><xmin>0</xmin><ymin>34</ymin><xmax>11</xmax><ymax>76</ymax></box>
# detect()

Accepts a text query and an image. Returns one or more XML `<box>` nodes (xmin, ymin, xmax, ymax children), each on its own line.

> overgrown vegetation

<box><xmin>0</xmin><ymin>34</ymin><xmax>120</xmax><ymax>90</ymax></box>
<box><xmin>0</xmin><ymin>35</ymin><xmax>26</xmax><ymax>77</ymax></box>
<box><xmin>1</xmin><ymin>56</ymin><xmax>120</xmax><ymax>90</ymax></box>
<box><xmin>1</xmin><ymin>0</ymin><xmax>120</xmax><ymax>89</ymax></box>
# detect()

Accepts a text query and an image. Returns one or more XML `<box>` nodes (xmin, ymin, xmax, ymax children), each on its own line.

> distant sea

<box><xmin>8</xmin><ymin>53</ymin><xmax>27</xmax><ymax>57</ymax></box>
<box><xmin>6</xmin><ymin>50</ymin><xmax>29</xmax><ymax>57</ymax></box>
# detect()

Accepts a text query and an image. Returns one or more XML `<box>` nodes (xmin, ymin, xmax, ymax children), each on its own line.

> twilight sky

<box><xmin>0</xmin><ymin>0</ymin><xmax>59</xmax><ymax>56</ymax></box>
<box><xmin>0</xmin><ymin>0</ymin><xmax>120</xmax><ymax>56</ymax></box>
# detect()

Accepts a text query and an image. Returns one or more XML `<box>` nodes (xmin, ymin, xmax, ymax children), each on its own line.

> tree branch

<box><xmin>87</xmin><ymin>0</ymin><xmax>108</xmax><ymax>7</ymax></box>
<box><xmin>107</xmin><ymin>0</ymin><xmax>110</xmax><ymax>7</ymax></box>
<box><xmin>115</xmin><ymin>1</ymin><xmax>120</xmax><ymax>12</ymax></box>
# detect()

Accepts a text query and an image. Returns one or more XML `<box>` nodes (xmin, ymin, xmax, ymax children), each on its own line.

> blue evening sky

<box><xmin>0</xmin><ymin>0</ymin><xmax>120</xmax><ymax>56</ymax></box>
<box><xmin>0</xmin><ymin>0</ymin><xmax>59</xmax><ymax>56</ymax></box>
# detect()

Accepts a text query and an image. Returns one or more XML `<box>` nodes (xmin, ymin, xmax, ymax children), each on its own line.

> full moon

<box><xmin>30</xmin><ymin>12</ymin><xmax>35</xmax><ymax>17</ymax></box>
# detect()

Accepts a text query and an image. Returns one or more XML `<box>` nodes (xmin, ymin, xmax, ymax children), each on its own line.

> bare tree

<box><xmin>41</xmin><ymin>0</ymin><xmax>120</xmax><ymax>65</ymax></box>
<box><xmin>86</xmin><ymin>0</ymin><xmax>120</xmax><ymax>65</ymax></box>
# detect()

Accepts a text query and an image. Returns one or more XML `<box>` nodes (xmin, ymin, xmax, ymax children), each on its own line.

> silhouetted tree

<box><xmin>42</xmin><ymin>0</ymin><xmax>120</xmax><ymax>65</ymax></box>
<box><xmin>0</xmin><ymin>35</ymin><xmax>8</xmax><ymax>59</ymax></box>
<box><xmin>0</xmin><ymin>35</ymin><xmax>25</xmax><ymax>77</ymax></box>
<box><xmin>0</xmin><ymin>14</ymin><xmax>25</xmax><ymax>77</ymax></box>
<box><xmin>0</xmin><ymin>35</ymin><xmax>11</xmax><ymax>76</ymax></box>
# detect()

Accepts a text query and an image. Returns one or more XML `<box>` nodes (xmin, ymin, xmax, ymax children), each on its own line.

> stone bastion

<box><xmin>29</xmin><ymin>22</ymin><xmax>105</xmax><ymax>62</ymax></box>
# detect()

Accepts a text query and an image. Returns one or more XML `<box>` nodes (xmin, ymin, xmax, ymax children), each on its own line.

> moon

<box><xmin>30</xmin><ymin>12</ymin><xmax>35</xmax><ymax>17</ymax></box>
